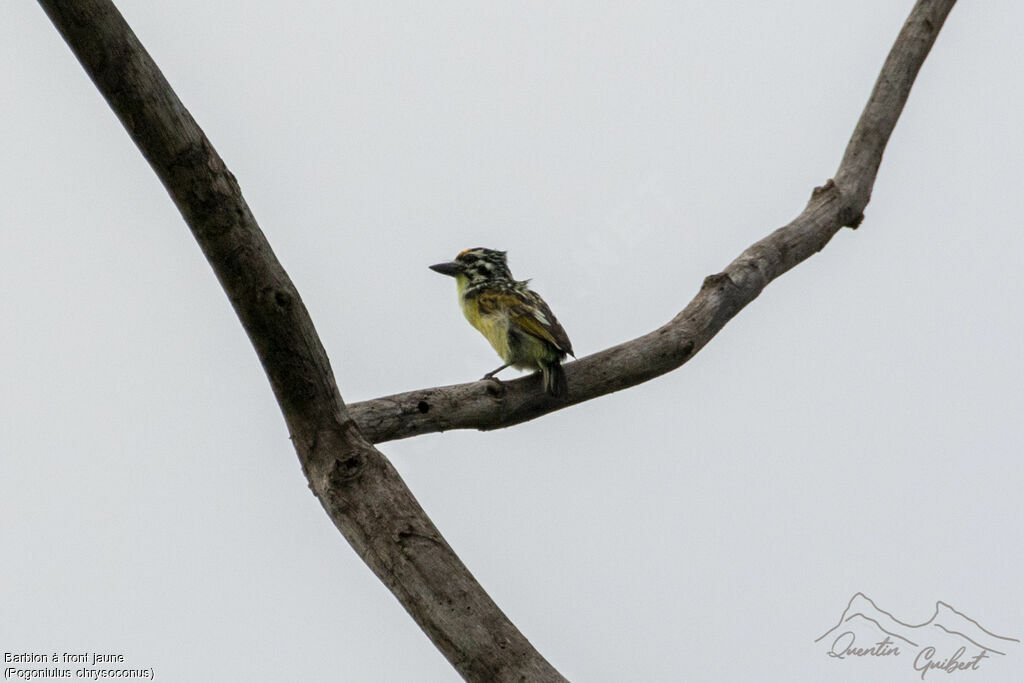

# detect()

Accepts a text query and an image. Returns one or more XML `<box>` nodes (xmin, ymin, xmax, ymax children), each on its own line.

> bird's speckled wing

<box><xmin>477</xmin><ymin>288</ymin><xmax>573</xmax><ymax>357</ymax></box>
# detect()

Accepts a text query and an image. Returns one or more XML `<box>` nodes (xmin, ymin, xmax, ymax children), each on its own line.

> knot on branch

<box><xmin>701</xmin><ymin>272</ymin><xmax>737</xmax><ymax>293</ymax></box>
<box><xmin>329</xmin><ymin>452</ymin><xmax>366</xmax><ymax>484</ymax></box>
<box><xmin>309</xmin><ymin>418</ymin><xmax>368</xmax><ymax>477</ymax></box>
<box><xmin>394</xmin><ymin>523</ymin><xmax>442</xmax><ymax>550</ymax></box>
<box><xmin>270</xmin><ymin>287</ymin><xmax>293</xmax><ymax>311</ymax></box>
<box><xmin>484</xmin><ymin>378</ymin><xmax>507</xmax><ymax>398</ymax></box>
<box><xmin>811</xmin><ymin>178</ymin><xmax>836</xmax><ymax>200</ymax></box>
<box><xmin>811</xmin><ymin>178</ymin><xmax>863</xmax><ymax>229</ymax></box>
<box><xmin>840</xmin><ymin>207</ymin><xmax>865</xmax><ymax>229</ymax></box>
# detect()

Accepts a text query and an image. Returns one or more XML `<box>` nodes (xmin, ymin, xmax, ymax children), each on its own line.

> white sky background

<box><xmin>3</xmin><ymin>2</ymin><xmax>1023</xmax><ymax>682</ymax></box>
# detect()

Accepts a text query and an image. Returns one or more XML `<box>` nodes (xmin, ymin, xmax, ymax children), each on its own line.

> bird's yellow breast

<box><xmin>456</xmin><ymin>274</ymin><xmax>514</xmax><ymax>363</ymax></box>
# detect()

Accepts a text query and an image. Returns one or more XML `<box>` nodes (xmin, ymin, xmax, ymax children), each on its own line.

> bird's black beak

<box><xmin>429</xmin><ymin>261</ymin><xmax>463</xmax><ymax>277</ymax></box>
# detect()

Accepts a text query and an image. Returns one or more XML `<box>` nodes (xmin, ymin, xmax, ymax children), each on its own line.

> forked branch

<box><xmin>37</xmin><ymin>0</ymin><xmax>956</xmax><ymax>680</ymax></box>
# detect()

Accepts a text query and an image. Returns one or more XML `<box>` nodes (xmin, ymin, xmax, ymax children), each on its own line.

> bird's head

<box><xmin>430</xmin><ymin>247</ymin><xmax>514</xmax><ymax>286</ymax></box>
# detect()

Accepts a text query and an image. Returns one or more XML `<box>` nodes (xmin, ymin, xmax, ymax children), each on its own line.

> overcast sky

<box><xmin>4</xmin><ymin>2</ymin><xmax>1023</xmax><ymax>682</ymax></box>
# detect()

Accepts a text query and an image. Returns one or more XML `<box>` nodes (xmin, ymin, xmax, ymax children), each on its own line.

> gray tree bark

<box><xmin>36</xmin><ymin>0</ymin><xmax>956</xmax><ymax>680</ymax></box>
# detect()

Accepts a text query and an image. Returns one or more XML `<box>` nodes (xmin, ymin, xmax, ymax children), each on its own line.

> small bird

<box><xmin>430</xmin><ymin>248</ymin><xmax>574</xmax><ymax>397</ymax></box>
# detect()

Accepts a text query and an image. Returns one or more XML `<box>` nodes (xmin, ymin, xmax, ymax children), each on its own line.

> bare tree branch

<box><xmin>37</xmin><ymin>1</ymin><xmax>564</xmax><ymax>680</ymax></box>
<box><xmin>37</xmin><ymin>0</ymin><xmax>956</xmax><ymax>679</ymax></box>
<box><xmin>349</xmin><ymin>0</ymin><xmax>958</xmax><ymax>445</ymax></box>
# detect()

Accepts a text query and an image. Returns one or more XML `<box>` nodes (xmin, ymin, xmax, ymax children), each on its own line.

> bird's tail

<box><xmin>541</xmin><ymin>360</ymin><xmax>568</xmax><ymax>398</ymax></box>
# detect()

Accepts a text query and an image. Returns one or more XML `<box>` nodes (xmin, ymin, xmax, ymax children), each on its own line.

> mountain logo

<box><xmin>816</xmin><ymin>592</ymin><xmax>1019</xmax><ymax>679</ymax></box>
